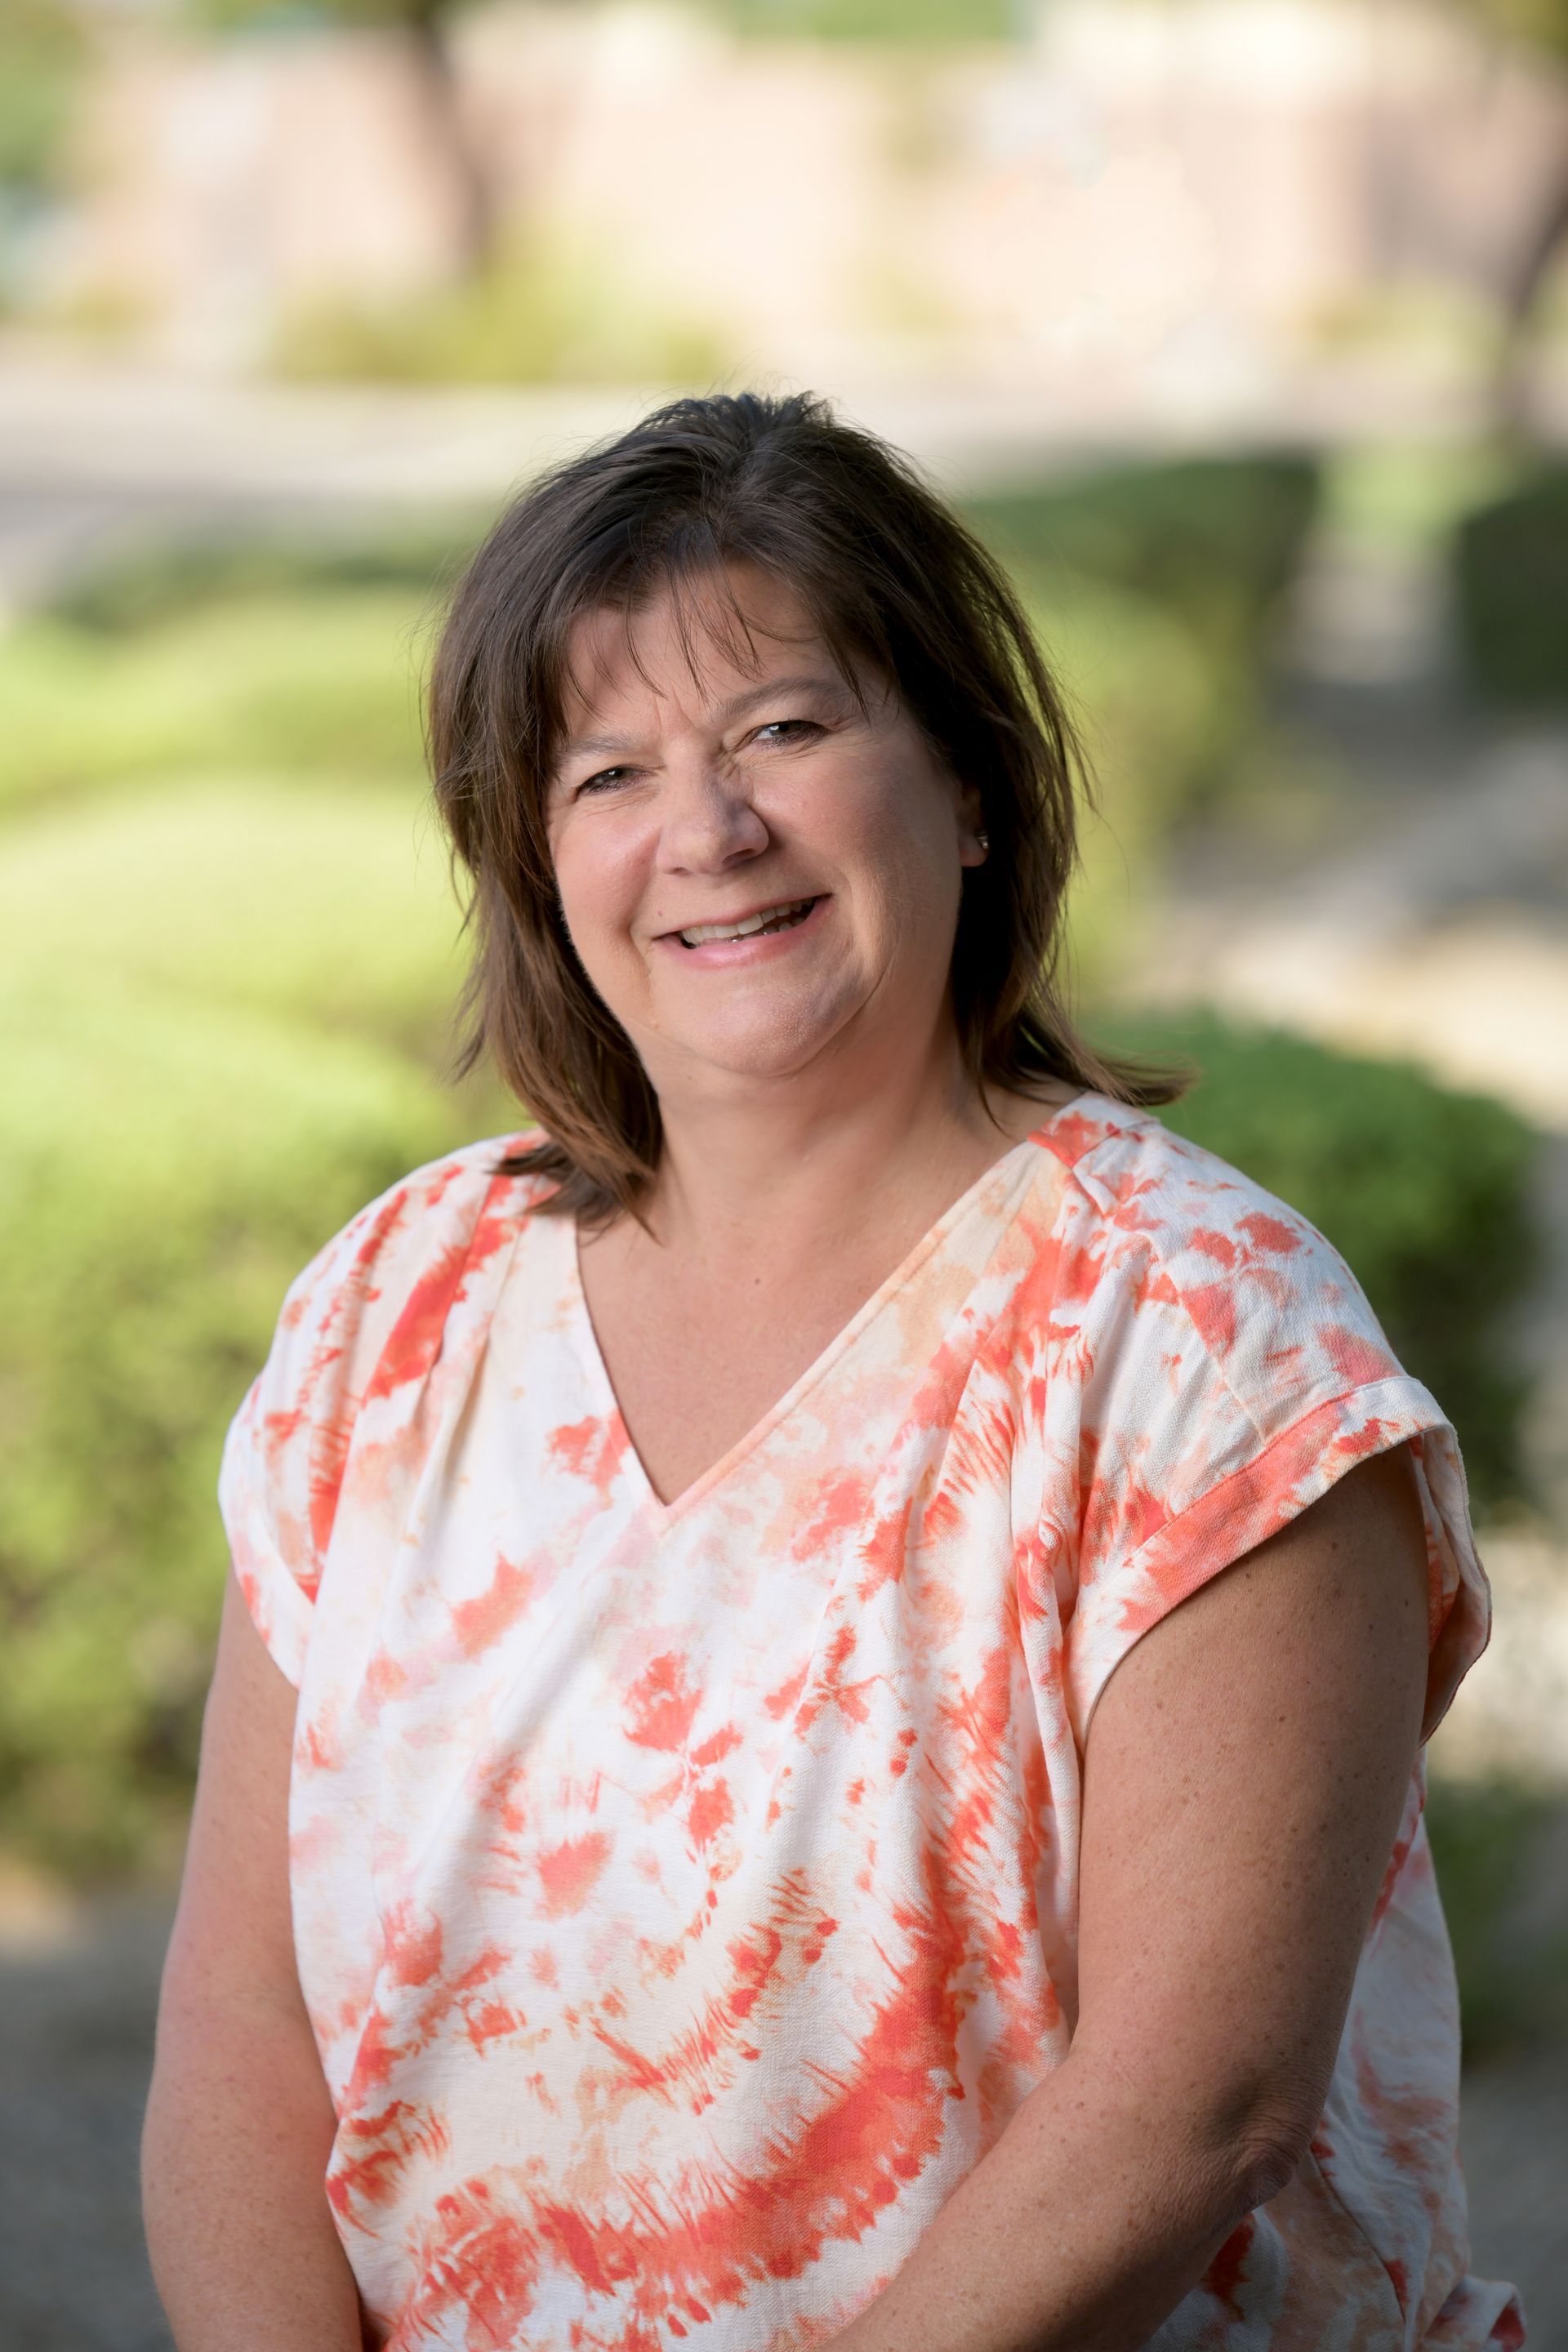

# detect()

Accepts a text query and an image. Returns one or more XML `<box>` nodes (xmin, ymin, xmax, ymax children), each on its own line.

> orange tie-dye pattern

<box><xmin>218</xmin><ymin>1094</ymin><xmax>1522</xmax><ymax>2351</ymax></box>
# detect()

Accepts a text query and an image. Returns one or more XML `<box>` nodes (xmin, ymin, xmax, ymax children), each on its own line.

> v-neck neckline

<box><xmin>560</xmin><ymin>1105</ymin><xmax>1080</xmax><ymax>1530</ymax></box>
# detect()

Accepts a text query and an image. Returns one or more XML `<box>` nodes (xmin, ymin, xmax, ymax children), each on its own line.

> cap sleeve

<box><xmin>1056</xmin><ymin>1127</ymin><xmax>1493</xmax><ymax>1753</ymax></box>
<box><xmin>217</xmin><ymin>1134</ymin><xmax>541</xmax><ymax>1687</ymax></box>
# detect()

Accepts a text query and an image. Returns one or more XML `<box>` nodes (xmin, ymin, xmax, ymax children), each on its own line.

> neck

<box><xmin>636</xmin><ymin>1018</ymin><xmax>1049</xmax><ymax>1265</ymax></box>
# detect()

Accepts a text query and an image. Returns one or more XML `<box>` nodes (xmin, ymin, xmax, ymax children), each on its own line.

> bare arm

<box><xmin>831</xmin><ymin>1442</ymin><xmax>1433</xmax><ymax>2352</ymax></box>
<box><xmin>142</xmin><ymin>1569</ymin><xmax>367</xmax><ymax>2350</ymax></box>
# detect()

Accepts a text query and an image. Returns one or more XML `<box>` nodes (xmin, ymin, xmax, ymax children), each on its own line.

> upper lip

<box><xmin>657</xmin><ymin>893</ymin><xmax>822</xmax><ymax>939</ymax></box>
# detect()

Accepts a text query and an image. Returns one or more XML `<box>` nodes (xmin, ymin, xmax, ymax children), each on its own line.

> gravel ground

<box><xmin>0</xmin><ymin>1894</ymin><xmax>1562</xmax><ymax>2352</ymax></box>
<box><xmin>0</xmin><ymin>1898</ymin><xmax>173</xmax><ymax>2352</ymax></box>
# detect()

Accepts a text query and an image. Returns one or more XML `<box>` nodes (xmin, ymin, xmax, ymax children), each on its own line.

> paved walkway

<box><xmin>2</xmin><ymin>338</ymin><xmax>1566</xmax><ymax>616</ymax></box>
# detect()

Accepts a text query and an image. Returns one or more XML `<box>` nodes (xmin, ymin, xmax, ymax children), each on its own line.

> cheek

<box><xmin>806</xmin><ymin>764</ymin><xmax>960</xmax><ymax>921</ymax></box>
<box><xmin>784</xmin><ymin>754</ymin><xmax>932</xmax><ymax>875</ymax></box>
<box><xmin>550</xmin><ymin>822</ymin><xmax>647</xmax><ymax>960</ymax></box>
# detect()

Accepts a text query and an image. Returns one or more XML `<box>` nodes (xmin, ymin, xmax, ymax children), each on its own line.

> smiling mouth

<box><xmin>675</xmin><ymin>896</ymin><xmax>821</xmax><ymax>949</ymax></box>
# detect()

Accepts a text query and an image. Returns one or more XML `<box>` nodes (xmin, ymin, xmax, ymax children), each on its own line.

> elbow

<box><xmin>1205</xmin><ymin>2076</ymin><xmax>1320</xmax><ymax>2219</ymax></box>
<box><xmin>1136</xmin><ymin>2066</ymin><xmax>1321</xmax><ymax>2229</ymax></box>
<box><xmin>1226</xmin><ymin>2122</ymin><xmax>1312</xmax><ymax>2215</ymax></box>
<box><xmin>1061</xmin><ymin>2042</ymin><xmax>1322</xmax><ymax>2231</ymax></box>
<box><xmin>1152</xmin><ymin>2118</ymin><xmax>1311</xmax><ymax>2245</ymax></box>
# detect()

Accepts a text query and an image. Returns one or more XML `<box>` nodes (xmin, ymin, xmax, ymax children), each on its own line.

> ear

<box><xmin>955</xmin><ymin>777</ymin><xmax>988</xmax><ymax>869</ymax></box>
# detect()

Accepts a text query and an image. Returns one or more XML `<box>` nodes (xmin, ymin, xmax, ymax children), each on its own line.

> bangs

<box><xmin>535</xmin><ymin>531</ymin><xmax>882</xmax><ymax>796</ymax></box>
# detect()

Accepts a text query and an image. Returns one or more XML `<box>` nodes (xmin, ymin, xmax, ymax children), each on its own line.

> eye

<box><xmin>751</xmin><ymin>719</ymin><xmax>823</xmax><ymax>747</ymax></box>
<box><xmin>576</xmin><ymin>765</ymin><xmax>636</xmax><ymax>796</ymax></box>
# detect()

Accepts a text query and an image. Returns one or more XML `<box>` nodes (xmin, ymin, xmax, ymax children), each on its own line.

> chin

<box><xmin>688</xmin><ymin>1036</ymin><xmax>838</xmax><ymax>1086</ymax></box>
<box><xmin>665</xmin><ymin>997</ymin><xmax>861</xmax><ymax>1085</ymax></box>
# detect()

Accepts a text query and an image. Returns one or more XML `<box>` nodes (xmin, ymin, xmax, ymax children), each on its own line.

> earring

<box><xmin>975</xmin><ymin>830</ymin><xmax>990</xmax><ymax>854</ymax></box>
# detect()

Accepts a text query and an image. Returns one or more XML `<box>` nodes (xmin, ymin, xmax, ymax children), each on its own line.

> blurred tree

<box><xmin>0</xmin><ymin>0</ymin><xmax>85</xmax><ymax>195</ymax></box>
<box><xmin>1447</xmin><ymin>0</ymin><xmax>1568</xmax><ymax>431</ymax></box>
<box><xmin>0</xmin><ymin>0</ymin><xmax>86</xmax><ymax>314</ymax></box>
<box><xmin>1474</xmin><ymin>0</ymin><xmax>1568</xmax><ymax>52</ymax></box>
<box><xmin>189</xmin><ymin>0</ymin><xmax>493</xmax><ymax>267</ymax></box>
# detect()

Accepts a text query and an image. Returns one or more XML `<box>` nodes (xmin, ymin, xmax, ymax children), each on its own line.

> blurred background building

<box><xmin>7</xmin><ymin>0</ymin><xmax>1568</xmax><ymax>403</ymax></box>
<box><xmin>1</xmin><ymin>0</ymin><xmax>1566</xmax><ymax>2345</ymax></box>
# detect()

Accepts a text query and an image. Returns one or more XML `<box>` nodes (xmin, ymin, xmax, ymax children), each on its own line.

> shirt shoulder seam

<box><xmin>1051</xmin><ymin>1126</ymin><xmax>1279</xmax><ymax>1452</ymax></box>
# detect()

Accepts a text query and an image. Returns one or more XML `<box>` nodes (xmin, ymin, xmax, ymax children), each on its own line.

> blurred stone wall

<box><xmin>52</xmin><ymin>29</ymin><xmax>479</xmax><ymax>367</ymax></box>
<box><xmin>38</xmin><ymin>0</ymin><xmax>1568</xmax><ymax>377</ymax></box>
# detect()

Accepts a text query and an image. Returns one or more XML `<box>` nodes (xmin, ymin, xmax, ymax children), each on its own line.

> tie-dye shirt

<box><xmin>220</xmin><ymin>1091</ymin><xmax>1522</xmax><ymax>2352</ymax></box>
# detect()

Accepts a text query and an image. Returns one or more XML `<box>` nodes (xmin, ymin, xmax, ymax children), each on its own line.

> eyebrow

<box><xmin>555</xmin><ymin>671</ymin><xmax>858</xmax><ymax>765</ymax></box>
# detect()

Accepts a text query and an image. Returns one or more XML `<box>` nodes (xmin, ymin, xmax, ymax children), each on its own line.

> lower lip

<box><xmin>655</xmin><ymin>895</ymin><xmax>830</xmax><ymax>969</ymax></box>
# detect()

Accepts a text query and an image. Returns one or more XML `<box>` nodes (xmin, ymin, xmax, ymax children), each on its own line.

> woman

<box><xmin>142</xmin><ymin>390</ymin><xmax>1522</xmax><ymax>2351</ymax></box>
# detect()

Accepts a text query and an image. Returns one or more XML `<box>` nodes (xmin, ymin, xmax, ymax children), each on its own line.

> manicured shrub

<box><xmin>967</xmin><ymin>454</ymin><xmax>1320</xmax><ymax>652</ymax></box>
<box><xmin>1423</xmin><ymin>1775</ymin><xmax>1568</xmax><ymax>2061</ymax></box>
<box><xmin>967</xmin><ymin>454</ymin><xmax>1320</xmax><ymax>812</ymax></box>
<box><xmin>42</xmin><ymin>516</ymin><xmax>482</xmax><ymax>635</ymax></box>
<box><xmin>1018</xmin><ymin>577</ymin><xmax>1226</xmax><ymax>987</ymax></box>
<box><xmin>0</xmin><ymin>781</ymin><xmax>500</xmax><ymax>1876</ymax></box>
<box><xmin>1452</xmin><ymin>466</ymin><xmax>1568</xmax><ymax>702</ymax></box>
<box><xmin>0</xmin><ymin>587</ymin><xmax>437</xmax><ymax>813</ymax></box>
<box><xmin>0</xmin><ymin>987</ymin><xmax>465</xmax><ymax>1873</ymax></box>
<box><xmin>275</xmin><ymin>233</ymin><xmax>729</xmax><ymax>389</ymax></box>
<box><xmin>0</xmin><ymin>779</ymin><xmax>469</xmax><ymax>1057</ymax></box>
<box><xmin>0</xmin><ymin>0</ymin><xmax>84</xmax><ymax>199</ymax></box>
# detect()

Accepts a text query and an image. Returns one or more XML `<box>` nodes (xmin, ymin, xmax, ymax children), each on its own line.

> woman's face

<box><xmin>544</xmin><ymin>564</ymin><xmax>987</xmax><ymax>1100</ymax></box>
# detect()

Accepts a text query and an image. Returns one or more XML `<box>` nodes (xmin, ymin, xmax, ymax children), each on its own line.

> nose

<box><xmin>655</xmin><ymin>753</ymin><xmax>769</xmax><ymax>874</ymax></box>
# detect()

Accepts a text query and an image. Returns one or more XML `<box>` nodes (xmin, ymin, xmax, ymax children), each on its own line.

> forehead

<box><xmin>557</xmin><ymin>563</ymin><xmax>838</xmax><ymax>729</ymax></box>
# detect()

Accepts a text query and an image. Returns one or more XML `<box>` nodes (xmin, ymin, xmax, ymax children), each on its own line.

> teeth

<box><xmin>679</xmin><ymin>898</ymin><xmax>815</xmax><ymax>947</ymax></box>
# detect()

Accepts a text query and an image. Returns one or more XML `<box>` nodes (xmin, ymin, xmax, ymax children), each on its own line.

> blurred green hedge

<box><xmin>1423</xmin><ymin>1775</ymin><xmax>1568</xmax><ymax>2063</ymax></box>
<box><xmin>969</xmin><ymin>452</ymin><xmax>1320</xmax><ymax>806</ymax></box>
<box><xmin>968</xmin><ymin>456</ymin><xmax>1323</xmax><ymax>985</ymax></box>
<box><xmin>1453</xmin><ymin>466</ymin><xmax>1568</xmax><ymax>703</ymax></box>
<box><xmin>969</xmin><ymin>453</ymin><xmax>1319</xmax><ymax>648</ymax></box>
<box><xmin>1101</xmin><ymin>1011</ymin><xmax>1539</xmax><ymax>1509</ymax></box>
<box><xmin>0</xmin><ymin>586</ymin><xmax>437</xmax><ymax>815</ymax></box>
<box><xmin>0</xmin><ymin>996</ymin><xmax>457</xmax><ymax>1872</ymax></box>
<box><xmin>41</xmin><ymin>518</ymin><xmax>483</xmax><ymax>635</ymax></box>
<box><xmin>0</xmin><ymin>783</ymin><xmax>492</xmax><ymax>1875</ymax></box>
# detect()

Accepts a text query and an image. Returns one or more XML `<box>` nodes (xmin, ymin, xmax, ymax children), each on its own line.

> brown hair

<box><xmin>427</xmin><ymin>388</ymin><xmax>1183</xmax><ymax>1226</ymax></box>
